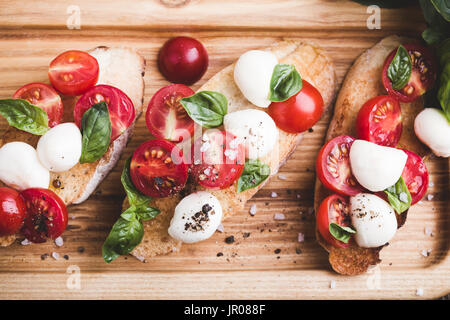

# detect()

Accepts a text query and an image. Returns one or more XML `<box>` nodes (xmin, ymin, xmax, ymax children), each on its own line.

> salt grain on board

<box><xmin>278</xmin><ymin>174</ymin><xmax>287</xmax><ymax>180</ymax></box>
<box><xmin>216</xmin><ymin>224</ymin><xmax>224</xmax><ymax>233</ymax></box>
<box><xmin>297</xmin><ymin>233</ymin><xmax>305</xmax><ymax>243</ymax></box>
<box><xmin>273</xmin><ymin>213</ymin><xmax>285</xmax><ymax>220</ymax></box>
<box><xmin>51</xmin><ymin>252</ymin><xmax>60</xmax><ymax>260</ymax></box>
<box><xmin>21</xmin><ymin>239</ymin><xmax>32</xmax><ymax>246</ymax></box>
<box><xmin>427</xmin><ymin>194</ymin><xmax>434</xmax><ymax>201</ymax></box>
<box><xmin>271</xmin><ymin>192</ymin><xmax>278</xmax><ymax>198</ymax></box>
<box><xmin>416</xmin><ymin>288</ymin><xmax>424</xmax><ymax>296</ymax></box>
<box><xmin>54</xmin><ymin>237</ymin><xmax>63</xmax><ymax>247</ymax></box>
<box><xmin>249</xmin><ymin>204</ymin><xmax>257</xmax><ymax>216</ymax></box>
<box><xmin>330</xmin><ymin>281</ymin><xmax>336</xmax><ymax>289</ymax></box>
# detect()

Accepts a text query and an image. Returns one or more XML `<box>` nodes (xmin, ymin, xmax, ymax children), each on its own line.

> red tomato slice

<box><xmin>317</xmin><ymin>194</ymin><xmax>352</xmax><ymax>249</ymax></box>
<box><xmin>74</xmin><ymin>84</ymin><xmax>135</xmax><ymax>141</ymax></box>
<box><xmin>190</xmin><ymin>130</ymin><xmax>245</xmax><ymax>189</ymax></box>
<box><xmin>316</xmin><ymin>135</ymin><xmax>364</xmax><ymax>196</ymax></box>
<box><xmin>20</xmin><ymin>188</ymin><xmax>68</xmax><ymax>243</ymax></box>
<box><xmin>401</xmin><ymin>149</ymin><xmax>429</xmax><ymax>205</ymax></box>
<box><xmin>48</xmin><ymin>50</ymin><xmax>99</xmax><ymax>96</ymax></box>
<box><xmin>382</xmin><ymin>44</ymin><xmax>436</xmax><ymax>103</ymax></box>
<box><xmin>268</xmin><ymin>80</ymin><xmax>324</xmax><ymax>133</ymax></box>
<box><xmin>146</xmin><ymin>84</ymin><xmax>195</xmax><ymax>142</ymax></box>
<box><xmin>130</xmin><ymin>139</ymin><xmax>188</xmax><ymax>198</ymax></box>
<box><xmin>13</xmin><ymin>82</ymin><xmax>63</xmax><ymax>128</ymax></box>
<box><xmin>0</xmin><ymin>187</ymin><xmax>26</xmax><ymax>236</ymax></box>
<box><xmin>356</xmin><ymin>95</ymin><xmax>402</xmax><ymax>147</ymax></box>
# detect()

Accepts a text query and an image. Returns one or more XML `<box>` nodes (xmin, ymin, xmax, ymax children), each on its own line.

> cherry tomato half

<box><xmin>130</xmin><ymin>139</ymin><xmax>188</xmax><ymax>198</ymax></box>
<box><xmin>268</xmin><ymin>80</ymin><xmax>324</xmax><ymax>133</ymax></box>
<box><xmin>317</xmin><ymin>194</ymin><xmax>352</xmax><ymax>249</ymax></box>
<box><xmin>20</xmin><ymin>188</ymin><xmax>68</xmax><ymax>243</ymax></box>
<box><xmin>13</xmin><ymin>82</ymin><xmax>63</xmax><ymax>128</ymax></box>
<box><xmin>0</xmin><ymin>187</ymin><xmax>26</xmax><ymax>236</ymax></box>
<box><xmin>146</xmin><ymin>84</ymin><xmax>195</xmax><ymax>142</ymax></box>
<box><xmin>356</xmin><ymin>95</ymin><xmax>402</xmax><ymax>147</ymax></box>
<box><xmin>158</xmin><ymin>36</ymin><xmax>209</xmax><ymax>85</ymax></box>
<box><xmin>401</xmin><ymin>149</ymin><xmax>429</xmax><ymax>205</ymax></box>
<box><xmin>382</xmin><ymin>44</ymin><xmax>436</xmax><ymax>103</ymax></box>
<box><xmin>48</xmin><ymin>50</ymin><xmax>99</xmax><ymax>96</ymax></box>
<box><xmin>316</xmin><ymin>135</ymin><xmax>364</xmax><ymax>196</ymax></box>
<box><xmin>74</xmin><ymin>84</ymin><xmax>135</xmax><ymax>141</ymax></box>
<box><xmin>190</xmin><ymin>130</ymin><xmax>245</xmax><ymax>189</ymax></box>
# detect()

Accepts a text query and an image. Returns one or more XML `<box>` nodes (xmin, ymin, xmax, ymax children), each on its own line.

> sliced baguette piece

<box><xmin>313</xmin><ymin>35</ymin><xmax>428</xmax><ymax>275</ymax></box>
<box><xmin>0</xmin><ymin>47</ymin><xmax>145</xmax><ymax>247</ymax></box>
<box><xmin>128</xmin><ymin>40</ymin><xmax>337</xmax><ymax>260</ymax></box>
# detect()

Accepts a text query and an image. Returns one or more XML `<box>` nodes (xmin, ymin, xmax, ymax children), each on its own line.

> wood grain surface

<box><xmin>0</xmin><ymin>0</ymin><xmax>448</xmax><ymax>299</ymax></box>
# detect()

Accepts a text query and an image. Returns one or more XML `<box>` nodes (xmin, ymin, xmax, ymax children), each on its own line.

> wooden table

<box><xmin>0</xmin><ymin>0</ymin><xmax>448</xmax><ymax>299</ymax></box>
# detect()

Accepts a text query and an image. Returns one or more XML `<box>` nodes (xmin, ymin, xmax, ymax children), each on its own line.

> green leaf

<box><xmin>438</xmin><ymin>61</ymin><xmax>450</xmax><ymax>121</ymax></box>
<box><xmin>387</xmin><ymin>45</ymin><xmax>412</xmax><ymax>91</ymax></box>
<box><xmin>422</xmin><ymin>27</ymin><xmax>446</xmax><ymax>45</ymax></box>
<box><xmin>384</xmin><ymin>177</ymin><xmax>412</xmax><ymax>214</ymax></box>
<box><xmin>79</xmin><ymin>102</ymin><xmax>111</xmax><ymax>163</ymax></box>
<box><xmin>180</xmin><ymin>91</ymin><xmax>227</xmax><ymax>128</ymax></box>
<box><xmin>121</xmin><ymin>157</ymin><xmax>151</xmax><ymax>206</ymax></box>
<box><xmin>0</xmin><ymin>99</ymin><xmax>49</xmax><ymax>135</ymax></box>
<box><xmin>431</xmin><ymin>0</ymin><xmax>450</xmax><ymax>21</ymax></box>
<box><xmin>102</xmin><ymin>210</ymin><xmax>144</xmax><ymax>263</ymax></box>
<box><xmin>329</xmin><ymin>222</ymin><xmax>356</xmax><ymax>244</ymax></box>
<box><xmin>237</xmin><ymin>160</ymin><xmax>270</xmax><ymax>193</ymax></box>
<box><xmin>269</xmin><ymin>64</ymin><xmax>302</xmax><ymax>102</ymax></box>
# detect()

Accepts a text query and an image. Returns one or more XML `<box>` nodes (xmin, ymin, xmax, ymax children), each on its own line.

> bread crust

<box><xmin>130</xmin><ymin>40</ymin><xmax>337</xmax><ymax>260</ymax></box>
<box><xmin>313</xmin><ymin>35</ymin><xmax>428</xmax><ymax>275</ymax></box>
<box><xmin>0</xmin><ymin>47</ymin><xmax>145</xmax><ymax>246</ymax></box>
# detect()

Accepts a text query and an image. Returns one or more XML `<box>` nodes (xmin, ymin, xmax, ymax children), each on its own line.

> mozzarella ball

<box><xmin>414</xmin><ymin>108</ymin><xmax>450</xmax><ymax>158</ymax></box>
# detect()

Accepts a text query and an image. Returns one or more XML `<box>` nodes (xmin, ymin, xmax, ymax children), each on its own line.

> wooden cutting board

<box><xmin>0</xmin><ymin>0</ymin><xmax>448</xmax><ymax>300</ymax></box>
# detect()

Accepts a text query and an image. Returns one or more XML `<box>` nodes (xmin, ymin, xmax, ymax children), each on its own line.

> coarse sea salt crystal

<box><xmin>52</xmin><ymin>252</ymin><xmax>60</xmax><ymax>260</ymax></box>
<box><xmin>271</xmin><ymin>192</ymin><xmax>278</xmax><ymax>198</ymax></box>
<box><xmin>421</xmin><ymin>249</ymin><xmax>428</xmax><ymax>257</ymax></box>
<box><xmin>278</xmin><ymin>174</ymin><xmax>287</xmax><ymax>180</ymax></box>
<box><xmin>54</xmin><ymin>237</ymin><xmax>64</xmax><ymax>247</ymax></box>
<box><xmin>330</xmin><ymin>281</ymin><xmax>336</xmax><ymax>289</ymax></box>
<box><xmin>273</xmin><ymin>213</ymin><xmax>285</xmax><ymax>220</ymax></box>
<box><xmin>21</xmin><ymin>239</ymin><xmax>32</xmax><ymax>246</ymax></box>
<box><xmin>428</xmin><ymin>181</ymin><xmax>434</xmax><ymax>188</ymax></box>
<box><xmin>424</xmin><ymin>227</ymin><xmax>433</xmax><ymax>236</ymax></box>
<box><xmin>416</xmin><ymin>288</ymin><xmax>424</xmax><ymax>296</ymax></box>
<box><xmin>249</xmin><ymin>204</ymin><xmax>257</xmax><ymax>216</ymax></box>
<box><xmin>297</xmin><ymin>233</ymin><xmax>305</xmax><ymax>243</ymax></box>
<box><xmin>427</xmin><ymin>194</ymin><xmax>434</xmax><ymax>201</ymax></box>
<box><xmin>216</xmin><ymin>224</ymin><xmax>224</xmax><ymax>233</ymax></box>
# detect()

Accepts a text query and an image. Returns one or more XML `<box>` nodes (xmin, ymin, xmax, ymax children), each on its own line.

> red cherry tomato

<box><xmin>317</xmin><ymin>194</ymin><xmax>352</xmax><ymax>249</ymax></box>
<box><xmin>74</xmin><ymin>84</ymin><xmax>135</xmax><ymax>141</ymax></box>
<box><xmin>382</xmin><ymin>44</ymin><xmax>436</xmax><ymax>103</ymax></box>
<box><xmin>13</xmin><ymin>82</ymin><xmax>63</xmax><ymax>128</ymax></box>
<box><xmin>190</xmin><ymin>130</ymin><xmax>245</xmax><ymax>189</ymax></box>
<box><xmin>356</xmin><ymin>95</ymin><xmax>402</xmax><ymax>147</ymax></box>
<box><xmin>316</xmin><ymin>135</ymin><xmax>364</xmax><ymax>196</ymax></box>
<box><xmin>48</xmin><ymin>50</ymin><xmax>99</xmax><ymax>96</ymax></box>
<box><xmin>158</xmin><ymin>36</ymin><xmax>209</xmax><ymax>85</ymax></box>
<box><xmin>0</xmin><ymin>187</ymin><xmax>26</xmax><ymax>236</ymax></box>
<box><xmin>401</xmin><ymin>149</ymin><xmax>429</xmax><ymax>205</ymax></box>
<box><xmin>268</xmin><ymin>80</ymin><xmax>324</xmax><ymax>133</ymax></box>
<box><xmin>146</xmin><ymin>84</ymin><xmax>195</xmax><ymax>142</ymax></box>
<box><xmin>20</xmin><ymin>188</ymin><xmax>68</xmax><ymax>243</ymax></box>
<box><xmin>130</xmin><ymin>139</ymin><xmax>188</xmax><ymax>198</ymax></box>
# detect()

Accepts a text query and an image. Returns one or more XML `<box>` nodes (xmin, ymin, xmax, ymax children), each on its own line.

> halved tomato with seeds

<box><xmin>356</xmin><ymin>95</ymin><xmax>402</xmax><ymax>147</ymax></box>
<box><xmin>382</xmin><ymin>44</ymin><xmax>436</xmax><ymax>103</ymax></box>
<box><xmin>130</xmin><ymin>139</ymin><xmax>188</xmax><ymax>198</ymax></box>
<box><xmin>20</xmin><ymin>188</ymin><xmax>68</xmax><ymax>243</ymax></box>
<box><xmin>13</xmin><ymin>82</ymin><xmax>63</xmax><ymax>128</ymax></box>
<box><xmin>190</xmin><ymin>130</ymin><xmax>245</xmax><ymax>189</ymax></box>
<box><xmin>401</xmin><ymin>149</ymin><xmax>429</xmax><ymax>205</ymax></box>
<box><xmin>317</xmin><ymin>194</ymin><xmax>352</xmax><ymax>248</ymax></box>
<box><xmin>145</xmin><ymin>84</ymin><xmax>195</xmax><ymax>142</ymax></box>
<box><xmin>316</xmin><ymin>135</ymin><xmax>364</xmax><ymax>196</ymax></box>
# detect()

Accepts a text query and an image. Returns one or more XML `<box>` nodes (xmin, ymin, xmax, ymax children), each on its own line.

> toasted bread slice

<box><xmin>0</xmin><ymin>47</ymin><xmax>145</xmax><ymax>247</ymax></box>
<box><xmin>313</xmin><ymin>35</ymin><xmax>428</xmax><ymax>275</ymax></box>
<box><xmin>128</xmin><ymin>40</ymin><xmax>337</xmax><ymax>260</ymax></box>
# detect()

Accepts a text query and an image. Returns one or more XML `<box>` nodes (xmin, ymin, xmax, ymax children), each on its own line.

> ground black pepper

<box><xmin>225</xmin><ymin>236</ymin><xmax>235</xmax><ymax>244</ymax></box>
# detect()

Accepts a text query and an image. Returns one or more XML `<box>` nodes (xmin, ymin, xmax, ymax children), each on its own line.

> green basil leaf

<box><xmin>237</xmin><ymin>160</ymin><xmax>270</xmax><ymax>193</ymax></box>
<box><xmin>422</xmin><ymin>27</ymin><xmax>446</xmax><ymax>45</ymax></box>
<box><xmin>80</xmin><ymin>102</ymin><xmax>111</xmax><ymax>163</ymax></box>
<box><xmin>0</xmin><ymin>99</ymin><xmax>49</xmax><ymax>135</ymax></box>
<box><xmin>329</xmin><ymin>222</ymin><xmax>356</xmax><ymax>244</ymax></box>
<box><xmin>269</xmin><ymin>64</ymin><xmax>302</xmax><ymax>102</ymax></box>
<box><xmin>384</xmin><ymin>177</ymin><xmax>412</xmax><ymax>214</ymax></box>
<box><xmin>431</xmin><ymin>0</ymin><xmax>450</xmax><ymax>22</ymax></box>
<box><xmin>102</xmin><ymin>209</ymin><xmax>144</xmax><ymax>263</ymax></box>
<box><xmin>387</xmin><ymin>45</ymin><xmax>412</xmax><ymax>91</ymax></box>
<box><xmin>134</xmin><ymin>205</ymin><xmax>160</xmax><ymax>221</ymax></box>
<box><xmin>438</xmin><ymin>55</ymin><xmax>450</xmax><ymax>122</ymax></box>
<box><xmin>121</xmin><ymin>157</ymin><xmax>152</xmax><ymax>206</ymax></box>
<box><xmin>180</xmin><ymin>91</ymin><xmax>227</xmax><ymax>128</ymax></box>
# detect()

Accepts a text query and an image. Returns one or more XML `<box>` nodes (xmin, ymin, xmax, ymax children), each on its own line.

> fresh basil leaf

<box><xmin>180</xmin><ymin>91</ymin><xmax>227</xmax><ymax>128</ymax></box>
<box><xmin>384</xmin><ymin>177</ymin><xmax>412</xmax><ymax>214</ymax></box>
<box><xmin>102</xmin><ymin>210</ymin><xmax>144</xmax><ymax>263</ymax></box>
<box><xmin>121</xmin><ymin>157</ymin><xmax>151</xmax><ymax>207</ymax></box>
<box><xmin>438</xmin><ymin>61</ymin><xmax>450</xmax><ymax>121</ymax></box>
<box><xmin>329</xmin><ymin>222</ymin><xmax>356</xmax><ymax>244</ymax></box>
<box><xmin>269</xmin><ymin>64</ymin><xmax>302</xmax><ymax>102</ymax></box>
<box><xmin>0</xmin><ymin>99</ymin><xmax>49</xmax><ymax>135</ymax></box>
<box><xmin>431</xmin><ymin>0</ymin><xmax>450</xmax><ymax>22</ymax></box>
<box><xmin>134</xmin><ymin>205</ymin><xmax>160</xmax><ymax>221</ymax></box>
<box><xmin>237</xmin><ymin>160</ymin><xmax>270</xmax><ymax>193</ymax></box>
<box><xmin>387</xmin><ymin>45</ymin><xmax>412</xmax><ymax>91</ymax></box>
<box><xmin>80</xmin><ymin>102</ymin><xmax>111</xmax><ymax>163</ymax></box>
<box><xmin>422</xmin><ymin>27</ymin><xmax>446</xmax><ymax>45</ymax></box>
